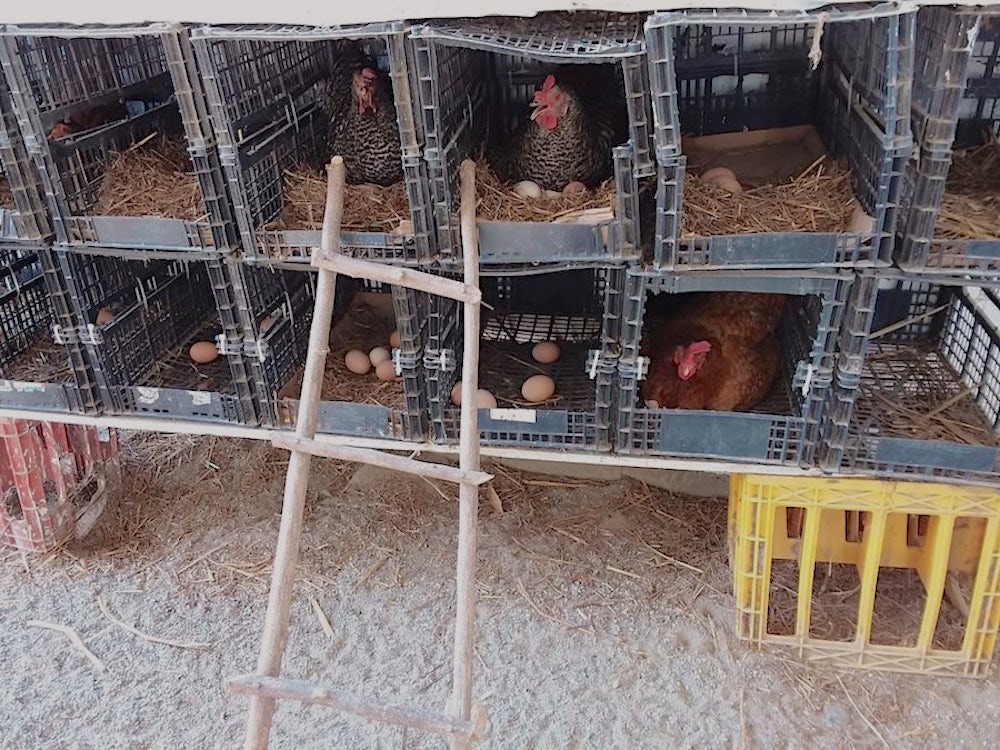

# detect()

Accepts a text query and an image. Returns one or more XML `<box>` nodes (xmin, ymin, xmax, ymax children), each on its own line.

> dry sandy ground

<box><xmin>1</xmin><ymin>434</ymin><xmax>998</xmax><ymax>749</ymax></box>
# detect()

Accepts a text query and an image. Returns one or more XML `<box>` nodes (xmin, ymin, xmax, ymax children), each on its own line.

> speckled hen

<box><xmin>490</xmin><ymin>71</ymin><xmax>616</xmax><ymax>192</ymax></box>
<box><xmin>322</xmin><ymin>41</ymin><xmax>403</xmax><ymax>187</ymax></box>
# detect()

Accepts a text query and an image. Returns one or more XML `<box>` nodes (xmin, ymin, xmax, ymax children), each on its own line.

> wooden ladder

<box><xmin>229</xmin><ymin>156</ymin><xmax>488</xmax><ymax>749</ymax></box>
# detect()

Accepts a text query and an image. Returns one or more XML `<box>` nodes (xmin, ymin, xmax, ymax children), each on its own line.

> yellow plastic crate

<box><xmin>729</xmin><ymin>475</ymin><xmax>1000</xmax><ymax>676</ymax></box>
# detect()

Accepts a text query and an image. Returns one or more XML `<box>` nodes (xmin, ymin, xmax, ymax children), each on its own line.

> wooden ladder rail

<box><xmin>231</xmin><ymin>156</ymin><xmax>486</xmax><ymax>749</ymax></box>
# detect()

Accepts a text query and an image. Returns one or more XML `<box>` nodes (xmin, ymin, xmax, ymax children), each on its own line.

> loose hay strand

<box><xmin>24</xmin><ymin>619</ymin><xmax>106</xmax><ymax>672</ymax></box>
<box><xmin>97</xmin><ymin>594</ymin><xmax>213</xmax><ymax>650</ymax></box>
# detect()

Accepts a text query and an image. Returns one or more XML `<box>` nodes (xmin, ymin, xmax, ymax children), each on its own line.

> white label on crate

<box><xmin>136</xmin><ymin>387</ymin><xmax>160</xmax><ymax>404</ymax></box>
<box><xmin>189</xmin><ymin>391</ymin><xmax>212</xmax><ymax>406</ymax></box>
<box><xmin>97</xmin><ymin>427</ymin><xmax>111</xmax><ymax>443</ymax></box>
<box><xmin>0</xmin><ymin>380</ymin><xmax>13</xmax><ymax>392</ymax></box>
<box><xmin>13</xmin><ymin>381</ymin><xmax>44</xmax><ymax>393</ymax></box>
<box><xmin>489</xmin><ymin>408</ymin><xmax>537</xmax><ymax>423</ymax></box>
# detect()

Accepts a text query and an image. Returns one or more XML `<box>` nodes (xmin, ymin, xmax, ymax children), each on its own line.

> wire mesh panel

<box><xmin>53</xmin><ymin>249</ymin><xmax>254</xmax><ymax>422</ymax></box>
<box><xmin>616</xmin><ymin>268</ymin><xmax>852</xmax><ymax>466</ymax></box>
<box><xmin>822</xmin><ymin>273</ymin><xmax>1000</xmax><ymax>484</ymax></box>
<box><xmin>0</xmin><ymin>25</ymin><xmax>237</xmax><ymax>255</ymax></box>
<box><xmin>190</xmin><ymin>23</ymin><xmax>434</xmax><ymax>265</ymax></box>
<box><xmin>411</xmin><ymin>12</ymin><xmax>654</xmax><ymax>264</ymax></box>
<box><xmin>424</xmin><ymin>265</ymin><xmax>622</xmax><ymax>450</ymax></box>
<box><xmin>644</xmin><ymin>3</ymin><xmax>915</xmax><ymax>269</ymax></box>
<box><xmin>0</xmin><ymin>245</ymin><xmax>98</xmax><ymax>413</ymax></box>
<box><xmin>895</xmin><ymin>7</ymin><xmax>1000</xmax><ymax>277</ymax></box>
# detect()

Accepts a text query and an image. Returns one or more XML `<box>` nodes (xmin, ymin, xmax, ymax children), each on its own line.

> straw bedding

<box><xmin>935</xmin><ymin>141</ymin><xmax>1000</xmax><ymax>241</ymax></box>
<box><xmin>681</xmin><ymin>156</ymin><xmax>858</xmax><ymax>237</ymax></box>
<box><xmin>94</xmin><ymin>136</ymin><xmax>205</xmax><ymax>222</ymax></box>
<box><xmin>0</xmin><ymin>176</ymin><xmax>13</xmax><ymax>209</ymax></box>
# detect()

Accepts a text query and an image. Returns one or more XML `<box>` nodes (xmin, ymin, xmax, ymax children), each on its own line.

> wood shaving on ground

<box><xmin>271</xmin><ymin>165</ymin><xmax>411</xmax><ymax>233</ymax></box>
<box><xmin>934</xmin><ymin>141</ymin><xmax>1000</xmax><ymax>241</ymax></box>
<box><xmin>94</xmin><ymin>136</ymin><xmax>205</xmax><ymax>222</ymax></box>
<box><xmin>474</xmin><ymin>158</ymin><xmax>616</xmax><ymax>223</ymax></box>
<box><xmin>682</xmin><ymin>157</ymin><xmax>857</xmax><ymax>236</ymax></box>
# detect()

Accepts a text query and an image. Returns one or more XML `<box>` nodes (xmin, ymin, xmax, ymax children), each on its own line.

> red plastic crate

<box><xmin>0</xmin><ymin>418</ymin><xmax>119</xmax><ymax>553</ymax></box>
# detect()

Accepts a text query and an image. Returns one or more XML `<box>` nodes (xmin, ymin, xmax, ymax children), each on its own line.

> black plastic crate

<box><xmin>410</xmin><ymin>12</ymin><xmax>655</xmax><ymax>264</ymax></box>
<box><xmin>0</xmin><ymin>64</ymin><xmax>50</xmax><ymax>247</ymax></box>
<box><xmin>821</xmin><ymin>274</ymin><xmax>1000</xmax><ymax>484</ymax></box>
<box><xmin>229</xmin><ymin>261</ymin><xmax>428</xmax><ymax>438</ymax></box>
<box><xmin>895</xmin><ymin>8</ymin><xmax>1000</xmax><ymax>277</ymax></box>
<box><xmin>0</xmin><ymin>245</ymin><xmax>99</xmax><ymax>413</ymax></box>
<box><xmin>644</xmin><ymin>3</ymin><xmax>915</xmax><ymax>269</ymax></box>
<box><xmin>616</xmin><ymin>268</ymin><xmax>852</xmax><ymax>466</ymax></box>
<box><xmin>189</xmin><ymin>23</ymin><xmax>434</xmax><ymax>265</ymax></box>
<box><xmin>0</xmin><ymin>26</ymin><xmax>237</xmax><ymax>255</ymax></box>
<box><xmin>54</xmin><ymin>248</ymin><xmax>255</xmax><ymax>422</ymax></box>
<box><xmin>424</xmin><ymin>265</ymin><xmax>623</xmax><ymax>450</ymax></box>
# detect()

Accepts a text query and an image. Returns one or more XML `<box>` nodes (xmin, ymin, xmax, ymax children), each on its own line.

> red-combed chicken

<box><xmin>322</xmin><ymin>41</ymin><xmax>403</xmax><ymax>187</ymax></box>
<box><xmin>641</xmin><ymin>292</ymin><xmax>786</xmax><ymax>412</ymax></box>
<box><xmin>46</xmin><ymin>100</ymin><xmax>128</xmax><ymax>140</ymax></box>
<box><xmin>490</xmin><ymin>72</ymin><xmax>614</xmax><ymax>192</ymax></box>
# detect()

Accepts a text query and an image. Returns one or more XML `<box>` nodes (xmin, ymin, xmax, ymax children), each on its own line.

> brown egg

<box><xmin>563</xmin><ymin>181</ymin><xmax>587</xmax><ymax>195</ymax></box>
<box><xmin>712</xmin><ymin>175</ymin><xmax>743</xmax><ymax>194</ymax></box>
<box><xmin>475</xmin><ymin>389</ymin><xmax>497</xmax><ymax>409</ymax></box>
<box><xmin>848</xmin><ymin>202</ymin><xmax>876</xmax><ymax>236</ymax></box>
<box><xmin>532</xmin><ymin>341</ymin><xmax>561</xmax><ymax>364</ymax></box>
<box><xmin>369</xmin><ymin>346</ymin><xmax>391</xmax><ymax>366</ymax></box>
<box><xmin>375</xmin><ymin>359</ymin><xmax>397</xmax><ymax>381</ymax></box>
<box><xmin>344</xmin><ymin>349</ymin><xmax>371</xmax><ymax>375</ymax></box>
<box><xmin>450</xmin><ymin>382</ymin><xmax>497</xmax><ymax>409</ymax></box>
<box><xmin>389</xmin><ymin>330</ymin><xmax>401</xmax><ymax>348</ymax></box>
<box><xmin>521</xmin><ymin>374</ymin><xmax>556</xmax><ymax>403</ymax></box>
<box><xmin>95</xmin><ymin>308</ymin><xmax>115</xmax><ymax>326</ymax></box>
<box><xmin>189</xmin><ymin>341</ymin><xmax>219</xmax><ymax>364</ymax></box>
<box><xmin>701</xmin><ymin>166</ymin><xmax>737</xmax><ymax>183</ymax></box>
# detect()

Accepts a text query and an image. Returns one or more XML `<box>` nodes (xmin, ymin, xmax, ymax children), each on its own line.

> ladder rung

<box><xmin>312</xmin><ymin>251</ymin><xmax>480</xmax><ymax>304</ymax></box>
<box><xmin>229</xmin><ymin>674</ymin><xmax>476</xmax><ymax>739</ymax></box>
<box><xmin>272</xmin><ymin>434</ymin><xmax>493</xmax><ymax>486</ymax></box>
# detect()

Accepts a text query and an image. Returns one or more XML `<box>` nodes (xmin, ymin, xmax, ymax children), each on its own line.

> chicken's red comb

<box><xmin>687</xmin><ymin>341</ymin><xmax>712</xmax><ymax>356</ymax></box>
<box><xmin>541</xmin><ymin>74</ymin><xmax>556</xmax><ymax>92</ymax></box>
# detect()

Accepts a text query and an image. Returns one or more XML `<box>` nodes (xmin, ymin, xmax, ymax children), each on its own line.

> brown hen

<box><xmin>641</xmin><ymin>292</ymin><xmax>786</xmax><ymax>412</ymax></box>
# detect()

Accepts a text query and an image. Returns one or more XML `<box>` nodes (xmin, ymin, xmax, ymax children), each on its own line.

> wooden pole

<box><xmin>230</xmin><ymin>675</ymin><xmax>476</xmax><ymax>739</ymax></box>
<box><xmin>449</xmin><ymin>159</ymin><xmax>482</xmax><ymax>749</ymax></box>
<box><xmin>242</xmin><ymin>156</ymin><xmax>346</xmax><ymax>750</ymax></box>
<box><xmin>271</xmin><ymin>434</ymin><xmax>494</xmax><ymax>485</ymax></box>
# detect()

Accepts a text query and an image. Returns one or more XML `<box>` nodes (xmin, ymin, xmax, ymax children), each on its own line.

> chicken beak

<box><xmin>529</xmin><ymin>100</ymin><xmax>543</xmax><ymax>121</ymax></box>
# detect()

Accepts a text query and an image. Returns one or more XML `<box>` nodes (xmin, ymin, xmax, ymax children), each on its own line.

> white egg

<box><xmin>512</xmin><ymin>180</ymin><xmax>543</xmax><ymax>199</ymax></box>
<box><xmin>369</xmin><ymin>347</ymin><xmax>391</xmax><ymax>366</ymax></box>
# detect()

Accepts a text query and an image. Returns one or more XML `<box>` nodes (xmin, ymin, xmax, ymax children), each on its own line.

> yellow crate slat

<box><xmin>730</xmin><ymin>474</ymin><xmax>1000</xmax><ymax>677</ymax></box>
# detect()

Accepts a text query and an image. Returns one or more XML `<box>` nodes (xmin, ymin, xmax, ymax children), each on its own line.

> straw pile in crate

<box><xmin>281</xmin><ymin>300</ymin><xmax>405</xmax><ymax>411</ymax></box>
<box><xmin>94</xmin><ymin>136</ymin><xmax>205</xmax><ymax>221</ymax></box>
<box><xmin>473</xmin><ymin>158</ymin><xmax>616</xmax><ymax>223</ymax></box>
<box><xmin>5</xmin><ymin>339</ymin><xmax>73</xmax><ymax>383</ymax></box>
<box><xmin>275</xmin><ymin>166</ymin><xmax>412</xmax><ymax>233</ymax></box>
<box><xmin>935</xmin><ymin>142</ymin><xmax>1000</xmax><ymax>241</ymax></box>
<box><xmin>682</xmin><ymin>157</ymin><xmax>857</xmax><ymax>236</ymax></box>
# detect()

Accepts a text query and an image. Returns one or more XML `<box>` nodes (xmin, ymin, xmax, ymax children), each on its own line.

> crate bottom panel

<box><xmin>898</xmin><ymin>239</ymin><xmax>1000</xmax><ymax>277</ymax></box>
<box><xmin>251</xmin><ymin>229</ymin><xmax>424</xmax><ymax>266</ymax></box>
<box><xmin>60</xmin><ymin>215</ymin><xmax>219</xmax><ymax>254</ymax></box>
<box><xmin>94</xmin><ymin>318</ymin><xmax>250</xmax><ymax>423</ymax></box>
<box><xmin>835</xmin><ymin>346</ymin><xmax>1000</xmax><ymax>479</ymax></box>
<box><xmin>428</xmin><ymin>326</ymin><xmax>612</xmax><ymax>450</ymax></box>
<box><xmin>622</xmin><ymin>409</ymin><xmax>808</xmax><ymax>464</ymax></box>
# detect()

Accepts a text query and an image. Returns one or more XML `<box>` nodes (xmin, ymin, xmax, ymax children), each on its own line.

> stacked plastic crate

<box><xmin>409</xmin><ymin>12</ymin><xmax>653</xmax><ymax>450</ymax></box>
<box><xmin>616</xmin><ymin>3</ymin><xmax>915</xmax><ymax>467</ymax></box>
<box><xmin>188</xmin><ymin>24</ymin><xmax>434</xmax><ymax>439</ymax></box>
<box><xmin>821</xmin><ymin>5</ymin><xmax>1000</xmax><ymax>484</ymax></box>
<box><xmin>0</xmin><ymin>62</ymin><xmax>100</xmax><ymax>415</ymax></box>
<box><xmin>0</xmin><ymin>25</ymin><xmax>259</xmax><ymax>423</ymax></box>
